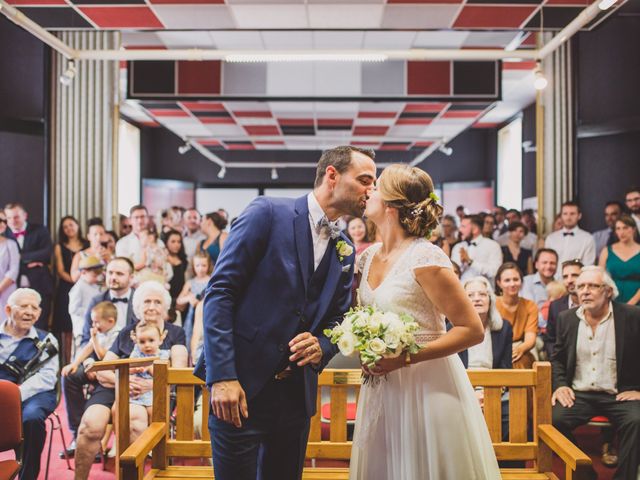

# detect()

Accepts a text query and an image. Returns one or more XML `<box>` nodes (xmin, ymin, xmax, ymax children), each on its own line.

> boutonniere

<box><xmin>336</xmin><ymin>240</ymin><xmax>354</xmax><ymax>262</ymax></box>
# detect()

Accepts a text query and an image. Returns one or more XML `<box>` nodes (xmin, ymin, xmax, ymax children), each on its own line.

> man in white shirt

<box><xmin>551</xmin><ymin>266</ymin><xmax>640</xmax><ymax>480</ymax></box>
<box><xmin>624</xmin><ymin>186</ymin><xmax>640</xmax><ymax>232</ymax></box>
<box><xmin>451</xmin><ymin>215</ymin><xmax>503</xmax><ymax>284</ymax></box>
<box><xmin>521</xmin><ymin>248</ymin><xmax>558</xmax><ymax>309</ymax></box>
<box><xmin>592</xmin><ymin>201</ymin><xmax>623</xmax><ymax>262</ymax></box>
<box><xmin>115</xmin><ymin>205</ymin><xmax>163</xmax><ymax>265</ymax></box>
<box><xmin>544</xmin><ymin>202</ymin><xmax>596</xmax><ymax>276</ymax></box>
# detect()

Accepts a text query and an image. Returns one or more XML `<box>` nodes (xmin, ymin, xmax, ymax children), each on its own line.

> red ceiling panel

<box><xmin>181</xmin><ymin>102</ymin><xmax>226</xmax><ymax>112</ymax></box>
<box><xmin>148</xmin><ymin>109</ymin><xmax>189</xmax><ymax>117</ymax></box>
<box><xmin>404</xmin><ymin>103</ymin><xmax>447</xmax><ymax>113</ymax></box>
<box><xmin>353</xmin><ymin>126</ymin><xmax>389</xmax><ymax>136</ymax></box>
<box><xmin>441</xmin><ymin>110</ymin><xmax>482</xmax><ymax>119</ymax></box>
<box><xmin>357</xmin><ymin>111</ymin><xmax>398</xmax><ymax>119</ymax></box>
<box><xmin>503</xmin><ymin>60</ymin><xmax>537</xmax><ymax>70</ymax></box>
<box><xmin>453</xmin><ymin>6</ymin><xmax>537</xmax><ymax>29</ymax></box>
<box><xmin>79</xmin><ymin>6</ymin><xmax>164</xmax><ymax>28</ymax></box>
<box><xmin>396</xmin><ymin>118</ymin><xmax>432</xmax><ymax>125</ymax></box>
<box><xmin>177</xmin><ymin>61</ymin><xmax>221</xmax><ymax>95</ymax></box>
<box><xmin>414</xmin><ymin>141</ymin><xmax>434</xmax><ymax>147</ymax></box>
<box><xmin>233</xmin><ymin>111</ymin><xmax>273</xmax><ymax>118</ymax></box>
<box><xmin>243</xmin><ymin>125</ymin><xmax>280</xmax><ymax>135</ymax></box>
<box><xmin>278</xmin><ymin>118</ymin><xmax>314</xmax><ymax>126</ymax></box>
<box><xmin>407</xmin><ymin>62</ymin><xmax>450</xmax><ymax>95</ymax></box>
<box><xmin>199</xmin><ymin>117</ymin><xmax>235</xmax><ymax>124</ymax></box>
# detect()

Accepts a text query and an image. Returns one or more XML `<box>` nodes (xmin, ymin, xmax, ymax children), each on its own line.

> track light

<box><xmin>598</xmin><ymin>0</ymin><xmax>617</xmax><ymax>10</ymax></box>
<box><xmin>178</xmin><ymin>142</ymin><xmax>192</xmax><ymax>155</ymax></box>
<box><xmin>271</xmin><ymin>168</ymin><xmax>279</xmax><ymax>180</ymax></box>
<box><xmin>59</xmin><ymin>60</ymin><xmax>77</xmax><ymax>86</ymax></box>
<box><xmin>217</xmin><ymin>167</ymin><xmax>226</xmax><ymax>179</ymax></box>
<box><xmin>533</xmin><ymin>62</ymin><xmax>548</xmax><ymax>90</ymax></box>
<box><xmin>438</xmin><ymin>143</ymin><xmax>453</xmax><ymax>156</ymax></box>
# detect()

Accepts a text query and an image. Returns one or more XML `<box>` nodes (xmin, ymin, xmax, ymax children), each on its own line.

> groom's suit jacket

<box><xmin>194</xmin><ymin>195</ymin><xmax>355</xmax><ymax>417</ymax></box>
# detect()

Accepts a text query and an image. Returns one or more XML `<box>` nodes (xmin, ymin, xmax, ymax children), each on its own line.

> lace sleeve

<box><xmin>357</xmin><ymin>244</ymin><xmax>377</xmax><ymax>273</ymax></box>
<box><xmin>410</xmin><ymin>241</ymin><xmax>452</xmax><ymax>278</ymax></box>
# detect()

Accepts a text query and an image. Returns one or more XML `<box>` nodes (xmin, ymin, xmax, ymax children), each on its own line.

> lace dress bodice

<box><xmin>358</xmin><ymin>238</ymin><xmax>453</xmax><ymax>339</ymax></box>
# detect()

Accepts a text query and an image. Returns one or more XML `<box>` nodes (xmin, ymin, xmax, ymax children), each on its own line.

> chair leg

<box><xmin>44</xmin><ymin>416</ymin><xmax>54</xmax><ymax>480</ymax></box>
<box><xmin>53</xmin><ymin>412</ymin><xmax>73</xmax><ymax>471</ymax></box>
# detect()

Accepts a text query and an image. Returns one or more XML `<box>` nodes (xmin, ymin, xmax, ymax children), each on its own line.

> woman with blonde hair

<box><xmin>350</xmin><ymin>164</ymin><xmax>499</xmax><ymax>479</ymax></box>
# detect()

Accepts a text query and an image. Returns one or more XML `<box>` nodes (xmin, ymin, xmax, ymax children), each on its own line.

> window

<box><xmin>497</xmin><ymin>117</ymin><xmax>523</xmax><ymax>210</ymax></box>
<box><xmin>118</xmin><ymin>120</ymin><xmax>141</xmax><ymax>215</ymax></box>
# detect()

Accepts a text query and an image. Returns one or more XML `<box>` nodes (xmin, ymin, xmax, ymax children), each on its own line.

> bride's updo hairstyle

<box><xmin>378</xmin><ymin>164</ymin><xmax>443</xmax><ymax>238</ymax></box>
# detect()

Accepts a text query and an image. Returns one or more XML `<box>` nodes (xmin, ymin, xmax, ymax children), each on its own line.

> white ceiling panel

<box><xmin>230</xmin><ymin>5</ymin><xmax>309</xmax><ymax>29</ymax></box>
<box><xmin>358</xmin><ymin>102</ymin><xmax>405</xmax><ymax>112</ymax></box>
<box><xmin>314</xmin><ymin>62</ymin><xmax>361</xmax><ymax>96</ymax></box>
<box><xmin>261</xmin><ymin>31</ymin><xmax>313</xmax><ymax>48</ymax></box>
<box><xmin>153</xmin><ymin>6</ymin><xmax>236</xmax><ymax>30</ymax></box>
<box><xmin>312</xmin><ymin>31</ymin><xmax>365</xmax><ymax>48</ymax></box>
<box><xmin>412</xmin><ymin>31</ymin><xmax>469</xmax><ymax>48</ymax></box>
<box><xmin>381</xmin><ymin>5</ymin><xmax>460</xmax><ymax>29</ymax></box>
<box><xmin>121</xmin><ymin>31</ymin><xmax>163</xmax><ymax>47</ymax></box>
<box><xmin>204</xmin><ymin>124</ymin><xmax>247</xmax><ymax>137</ymax></box>
<box><xmin>208</xmin><ymin>31</ymin><xmax>264</xmax><ymax>49</ymax></box>
<box><xmin>267</xmin><ymin>63</ymin><xmax>314</xmax><ymax>96</ymax></box>
<box><xmin>307</xmin><ymin>5</ymin><xmax>384</xmax><ymax>29</ymax></box>
<box><xmin>159</xmin><ymin>120</ymin><xmax>212</xmax><ymax>137</ymax></box>
<box><xmin>269</xmin><ymin>101</ymin><xmax>315</xmax><ymax>113</ymax></box>
<box><xmin>363</xmin><ymin>31</ymin><xmax>417</xmax><ymax>49</ymax></box>
<box><xmin>156</xmin><ymin>31</ymin><xmax>216</xmax><ymax>48</ymax></box>
<box><xmin>462</xmin><ymin>31</ymin><xmax>521</xmax><ymax>48</ymax></box>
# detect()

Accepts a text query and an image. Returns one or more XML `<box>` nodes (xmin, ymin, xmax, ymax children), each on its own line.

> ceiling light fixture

<box><xmin>438</xmin><ymin>143</ymin><xmax>453</xmax><ymax>156</ymax></box>
<box><xmin>224</xmin><ymin>53</ymin><xmax>388</xmax><ymax>63</ymax></box>
<box><xmin>533</xmin><ymin>62</ymin><xmax>548</xmax><ymax>90</ymax></box>
<box><xmin>59</xmin><ymin>60</ymin><xmax>77</xmax><ymax>86</ymax></box>
<box><xmin>271</xmin><ymin>168</ymin><xmax>279</xmax><ymax>180</ymax></box>
<box><xmin>217</xmin><ymin>167</ymin><xmax>226</xmax><ymax>179</ymax></box>
<box><xmin>177</xmin><ymin>142</ymin><xmax>192</xmax><ymax>155</ymax></box>
<box><xmin>598</xmin><ymin>0</ymin><xmax>617</xmax><ymax>10</ymax></box>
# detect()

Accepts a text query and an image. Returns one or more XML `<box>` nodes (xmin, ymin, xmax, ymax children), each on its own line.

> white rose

<box><xmin>341</xmin><ymin>317</ymin><xmax>353</xmax><ymax>332</ymax></box>
<box><xmin>337</xmin><ymin>332</ymin><xmax>356</xmax><ymax>357</ymax></box>
<box><xmin>368</xmin><ymin>312</ymin><xmax>384</xmax><ymax>334</ymax></box>
<box><xmin>381</xmin><ymin>312</ymin><xmax>400</xmax><ymax>327</ymax></box>
<box><xmin>338</xmin><ymin>242</ymin><xmax>354</xmax><ymax>257</ymax></box>
<box><xmin>368</xmin><ymin>338</ymin><xmax>387</xmax><ymax>355</ymax></box>
<box><xmin>383</xmin><ymin>331</ymin><xmax>400</xmax><ymax>350</ymax></box>
<box><xmin>400</xmin><ymin>332</ymin><xmax>414</xmax><ymax>345</ymax></box>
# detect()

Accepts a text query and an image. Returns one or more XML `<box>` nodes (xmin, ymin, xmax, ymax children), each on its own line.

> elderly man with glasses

<box><xmin>551</xmin><ymin>266</ymin><xmax>640</xmax><ymax>480</ymax></box>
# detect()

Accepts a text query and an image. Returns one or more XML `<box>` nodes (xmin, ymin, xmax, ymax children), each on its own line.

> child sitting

<box><xmin>68</xmin><ymin>255</ymin><xmax>104</xmax><ymax>357</ymax></box>
<box><xmin>177</xmin><ymin>252</ymin><xmax>212</xmax><ymax>349</ymax></box>
<box><xmin>129</xmin><ymin>322</ymin><xmax>171</xmax><ymax>416</ymax></box>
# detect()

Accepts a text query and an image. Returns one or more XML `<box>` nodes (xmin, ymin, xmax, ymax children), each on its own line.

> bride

<box><xmin>350</xmin><ymin>164</ymin><xmax>501</xmax><ymax>479</ymax></box>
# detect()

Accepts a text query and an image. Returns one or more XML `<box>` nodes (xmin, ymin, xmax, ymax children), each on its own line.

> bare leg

<box><xmin>130</xmin><ymin>404</ymin><xmax>150</xmax><ymax>444</ymax></box>
<box><xmin>74</xmin><ymin>405</ymin><xmax>110</xmax><ymax>480</ymax></box>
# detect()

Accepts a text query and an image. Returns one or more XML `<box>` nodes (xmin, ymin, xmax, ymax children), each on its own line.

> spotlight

<box><xmin>438</xmin><ymin>144</ymin><xmax>453</xmax><ymax>156</ymax></box>
<box><xmin>533</xmin><ymin>63</ymin><xmax>548</xmax><ymax>91</ymax></box>
<box><xmin>178</xmin><ymin>142</ymin><xmax>192</xmax><ymax>155</ymax></box>
<box><xmin>59</xmin><ymin>60</ymin><xmax>77</xmax><ymax>86</ymax></box>
<box><xmin>598</xmin><ymin>0</ymin><xmax>617</xmax><ymax>10</ymax></box>
<box><xmin>217</xmin><ymin>167</ymin><xmax>226</xmax><ymax>179</ymax></box>
<box><xmin>271</xmin><ymin>168</ymin><xmax>279</xmax><ymax>180</ymax></box>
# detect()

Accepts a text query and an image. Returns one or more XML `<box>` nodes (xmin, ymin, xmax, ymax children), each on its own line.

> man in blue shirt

<box><xmin>0</xmin><ymin>288</ymin><xmax>59</xmax><ymax>480</ymax></box>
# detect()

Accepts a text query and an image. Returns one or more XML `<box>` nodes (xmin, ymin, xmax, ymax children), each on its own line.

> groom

<box><xmin>194</xmin><ymin>146</ymin><xmax>376</xmax><ymax>480</ymax></box>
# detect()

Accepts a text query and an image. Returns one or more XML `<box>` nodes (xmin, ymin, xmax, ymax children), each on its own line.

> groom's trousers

<box><xmin>209</xmin><ymin>372</ymin><xmax>310</xmax><ymax>480</ymax></box>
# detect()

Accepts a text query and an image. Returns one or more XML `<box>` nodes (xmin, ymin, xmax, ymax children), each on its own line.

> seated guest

<box><xmin>451</xmin><ymin>214</ymin><xmax>503</xmax><ymax>284</ymax></box>
<box><xmin>61</xmin><ymin>301</ymin><xmax>119</xmax><ymax>455</ymax></box>
<box><xmin>592</xmin><ymin>201</ymin><xmax>624</xmax><ymax>261</ymax></box>
<box><xmin>521</xmin><ymin>248</ymin><xmax>559</xmax><ymax>312</ymax></box>
<box><xmin>546</xmin><ymin>259</ymin><xmax>583</xmax><ymax>358</ymax></box>
<box><xmin>598</xmin><ymin>215</ymin><xmax>640</xmax><ymax>305</ymax></box>
<box><xmin>0</xmin><ymin>288</ymin><xmax>58</xmax><ymax>480</ymax></box>
<box><xmin>495</xmin><ymin>262</ymin><xmax>539</xmax><ymax>369</ymax></box>
<box><xmin>552</xmin><ymin>266</ymin><xmax>640</xmax><ymax>480</ymax></box>
<box><xmin>463</xmin><ymin>276</ymin><xmax>513</xmax><ymax>444</ymax></box>
<box><xmin>545</xmin><ymin>201</ymin><xmax>596</xmax><ymax>272</ymax></box>
<box><xmin>73</xmin><ymin>281</ymin><xmax>187</xmax><ymax>480</ymax></box>
<box><xmin>3</xmin><ymin>203</ymin><xmax>54</xmax><ymax>330</ymax></box>
<box><xmin>501</xmin><ymin>221</ymin><xmax>533</xmax><ymax>275</ymax></box>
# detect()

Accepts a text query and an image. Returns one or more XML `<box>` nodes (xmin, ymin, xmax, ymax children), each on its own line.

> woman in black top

<box><xmin>501</xmin><ymin>221</ymin><xmax>533</xmax><ymax>275</ymax></box>
<box><xmin>162</xmin><ymin>229</ymin><xmax>187</xmax><ymax>323</ymax></box>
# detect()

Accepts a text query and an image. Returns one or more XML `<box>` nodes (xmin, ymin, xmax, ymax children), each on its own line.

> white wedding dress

<box><xmin>349</xmin><ymin>238</ymin><xmax>501</xmax><ymax>480</ymax></box>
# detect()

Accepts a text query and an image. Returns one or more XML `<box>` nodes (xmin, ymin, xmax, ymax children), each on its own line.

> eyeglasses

<box><xmin>575</xmin><ymin>283</ymin><xmax>606</xmax><ymax>292</ymax></box>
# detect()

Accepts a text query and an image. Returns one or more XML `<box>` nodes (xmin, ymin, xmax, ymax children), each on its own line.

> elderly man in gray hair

<box><xmin>0</xmin><ymin>288</ymin><xmax>59</xmax><ymax>480</ymax></box>
<box><xmin>551</xmin><ymin>266</ymin><xmax>640</xmax><ymax>480</ymax></box>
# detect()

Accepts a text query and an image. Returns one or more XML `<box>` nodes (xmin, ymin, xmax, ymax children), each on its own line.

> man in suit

<box><xmin>551</xmin><ymin>266</ymin><xmax>640</xmax><ymax>480</ymax></box>
<box><xmin>3</xmin><ymin>203</ymin><xmax>53</xmax><ymax>330</ymax></box>
<box><xmin>194</xmin><ymin>146</ymin><xmax>377</xmax><ymax>480</ymax></box>
<box><xmin>592</xmin><ymin>201</ymin><xmax>624</xmax><ymax>262</ymax></box>
<box><xmin>545</xmin><ymin>259</ymin><xmax>583</xmax><ymax>358</ymax></box>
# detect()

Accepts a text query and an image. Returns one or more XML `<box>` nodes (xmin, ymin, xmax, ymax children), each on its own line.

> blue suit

<box><xmin>194</xmin><ymin>195</ymin><xmax>354</xmax><ymax>480</ymax></box>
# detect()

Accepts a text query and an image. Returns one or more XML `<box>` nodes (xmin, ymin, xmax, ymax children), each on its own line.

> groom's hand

<box><xmin>211</xmin><ymin>380</ymin><xmax>249</xmax><ymax>428</ymax></box>
<box><xmin>289</xmin><ymin>332</ymin><xmax>322</xmax><ymax>367</ymax></box>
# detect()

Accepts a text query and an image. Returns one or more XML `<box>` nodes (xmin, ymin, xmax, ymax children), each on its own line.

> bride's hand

<box><xmin>371</xmin><ymin>355</ymin><xmax>405</xmax><ymax>375</ymax></box>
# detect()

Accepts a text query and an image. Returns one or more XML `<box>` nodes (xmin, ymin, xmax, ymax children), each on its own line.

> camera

<box><xmin>3</xmin><ymin>337</ymin><xmax>58</xmax><ymax>384</ymax></box>
<box><xmin>100</xmin><ymin>241</ymin><xmax>110</xmax><ymax>248</ymax></box>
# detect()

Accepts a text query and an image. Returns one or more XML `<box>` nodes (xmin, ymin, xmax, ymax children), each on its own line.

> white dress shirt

<box><xmin>0</xmin><ymin>320</ymin><xmax>59</xmax><ymax>401</ymax></box>
<box><xmin>468</xmin><ymin>327</ymin><xmax>493</xmax><ymax>370</ymax></box>
<box><xmin>183</xmin><ymin>229</ymin><xmax>207</xmax><ymax>261</ymax></box>
<box><xmin>572</xmin><ymin>303</ymin><xmax>617</xmax><ymax>394</ymax></box>
<box><xmin>11</xmin><ymin>223</ymin><xmax>29</xmax><ymax>287</ymax></box>
<box><xmin>451</xmin><ymin>235</ymin><xmax>503</xmax><ymax>283</ymax></box>
<box><xmin>544</xmin><ymin>226</ymin><xmax>596</xmax><ymax>277</ymax></box>
<box><xmin>110</xmin><ymin>288</ymin><xmax>133</xmax><ymax>331</ymax></box>
<box><xmin>115</xmin><ymin>232</ymin><xmax>164</xmax><ymax>265</ymax></box>
<box><xmin>307</xmin><ymin>193</ymin><xmax>332</xmax><ymax>270</ymax></box>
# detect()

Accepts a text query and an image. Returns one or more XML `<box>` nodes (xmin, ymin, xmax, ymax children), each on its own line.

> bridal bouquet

<box><xmin>324</xmin><ymin>305</ymin><xmax>421</xmax><ymax>368</ymax></box>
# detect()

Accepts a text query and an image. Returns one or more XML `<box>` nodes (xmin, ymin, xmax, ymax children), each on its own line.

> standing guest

<box><xmin>545</xmin><ymin>201</ymin><xmax>596</xmax><ymax>273</ymax></box>
<box><xmin>521</xmin><ymin>209</ymin><xmax>537</xmax><ymax>235</ymax></box>
<box><xmin>495</xmin><ymin>262</ymin><xmax>539</xmax><ymax>369</ymax></box>
<box><xmin>3</xmin><ymin>203</ymin><xmax>54</xmax><ymax>330</ymax></box>
<box><xmin>455</xmin><ymin>205</ymin><xmax>466</xmax><ymax>227</ymax></box>
<box><xmin>501</xmin><ymin>221</ymin><xmax>533</xmax><ymax>275</ymax></box>
<box><xmin>0</xmin><ymin>211</ymin><xmax>19</xmax><ymax>312</ymax></box>
<box><xmin>593</xmin><ymin>201</ymin><xmax>624</xmax><ymax>260</ymax></box>
<box><xmin>217</xmin><ymin>208</ymin><xmax>230</xmax><ymax>224</ymax></box>
<box><xmin>496</xmin><ymin>209</ymin><xmax>537</xmax><ymax>252</ymax></box>
<box><xmin>104</xmin><ymin>230</ymin><xmax>118</xmax><ymax>253</ymax></box>
<box><xmin>160</xmin><ymin>207</ymin><xmax>183</xmax><ymax>235</ymax></box>
<box><xmin>70</xmin><ymin>223</ymin><xmax>111</xmax><ymax>282</ymax></box>
<box><xmin>599</xmin><ymin>215</ymin><xmax>640</xmax><ymax>305</ymax></box>
<box><xmin>134</xmin><ymin>229</ymin><xmax>172</xmax><ymax>285</ymax></box>
<box><xmin>182</xmin><ymin>208</ymin><xmax>206</xmax><ymax>263</ymax></box>
<box><xmin>163</xmin><ymin>230</ymin><xmax>187</xmax><ymax>300</ymax></box>
<box><xmin>428</xmin><ymin>225</ymin><xmax>451</xmax><ymax>257</ymax></box>
<box><xmin>200</xmin><ymin>211</ymin><xmax>228</xmax><ymax>265</ymax></box>
<box><xmin>493</xmin><ymin>206</ymin><xmax>508</xmax><ymax>238</ymax></box>
<box><xmin>441</xmin><ymin>214</ymin><xmax>459</xmax><ymax>253</ymax></box>
<box><xmin>546</xmin><ymin>259</ymin><xmax>583</xmax><ymax>357</ymax></box>
<box><xmin>521</xmin><ymin>248</ymin><xmax>559</xmax><ymax>310</ymax></box>
<box><xmin>552</xmin><ymin>213</ymin><xmax>563</xmax><ymax>232</ymax></box>
<box><xmin>624</xmin><ymin>186</ymin><xmax>640</xmax><ymax>231</ymax></box>
<box><xmin>551</xmin><ymin>267</ymin><xmax>640</xmax><ymax>480</ymax></box>
<box><xmin>116</xmin><ymin>205</ymin><xmax>163</xmax><ymax>266</ymax></box>
<box><xmin>451</xmin><ymin>214</ymin><xmax>503</xmax><ymax>284</ymax></box>
<box><xmin>119</xmin><ymin>214</ymin><xmax>132</xmax><ymax>238</ymax></box>
<box><xmin>68</xmin><ymin>256</ymin><xmax>104</xmax><ymax>355</ymax></box>
<box><xmin>177</xmin><ymin>253</ymin><xmax>212</xmax><ymax>351</ymax></box>
<box><xmin>345</xmin><ymin>217</ymin><xmax>371</xmax><ymax>256</ymax></box>
<box><xmin>53</xmin><ymin>216</ymin><xmax>89</xmax><ymax>364</ymax></box>
<box><xmin>0</xmin><ymin>288</ymin><xmax>58</xmax><ymax>480</ymax></box>
<box><xmin>481</xmin><ymin>213</ymin><xmax>496</xmax><ymax>239</ymax></box>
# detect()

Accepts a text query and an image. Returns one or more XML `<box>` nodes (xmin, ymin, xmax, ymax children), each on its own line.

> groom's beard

<box><xmin>333</xmin><ymin>195</ymin><xmax>368</xmax><ymax>218</ymax></box>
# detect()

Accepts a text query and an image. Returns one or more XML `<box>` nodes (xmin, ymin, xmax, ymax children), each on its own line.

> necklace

<box><xmin>377</xmin><ymin>237</ymin><xmax>413</xmax><ymax>263</ymax></box>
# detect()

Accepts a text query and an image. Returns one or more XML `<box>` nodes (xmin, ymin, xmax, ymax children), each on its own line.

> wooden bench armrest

<box><xmin>86</xmin><ymin>357</ymin><xmax>160</xmax><ymax>372</ymax></box>
<box><xmin>538</xmin><ymin>424</ymin><xmax>592</xmax><ymax>470</ymax></box>
<box><xmin>120</xmin><ymin>422</ymin><xmax>166</xmax><ymax>467</ymax></box>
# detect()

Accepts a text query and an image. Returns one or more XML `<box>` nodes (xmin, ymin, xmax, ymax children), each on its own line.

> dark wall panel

<box><xmin>522</xmin><ymin>103</ymin><xmax>536</xmax><ymax>200</ymax></box>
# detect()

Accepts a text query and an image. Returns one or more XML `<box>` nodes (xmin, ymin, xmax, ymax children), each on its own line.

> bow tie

<box><xmin>469</xmin><ymin>241</ymin><xmax>478</xmax><ymax>247</ymax></box>
<box><xmin>110</xmin><ymin>297</ymin><xmax>128</xmax><ymax>304</ymax></box>
<box><xmin>563</xmin><ymin>232</ymin><xmax>574</xmax><ymax>237</ymax></box>
<box><xmin>316</xmin><ymin>216</ymin><xmax>342</xmax><ymax>240</ymax></box>
<box><xmin>13</xmin><ymin>230</ymin><xmax>26</xmax><ymax>238</ymax></box>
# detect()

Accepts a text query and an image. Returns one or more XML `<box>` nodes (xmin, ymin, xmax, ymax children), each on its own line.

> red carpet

<box><xmin>0</xmin><ymin>399</ymin><xmax>617</xmax><ymax>480</ymax></box>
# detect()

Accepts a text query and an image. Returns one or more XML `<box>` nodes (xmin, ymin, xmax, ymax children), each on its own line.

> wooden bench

<box><xmin>98</xmin><ymin>360</ymin><xmax>591</xmax><ymax>480</ymax></box>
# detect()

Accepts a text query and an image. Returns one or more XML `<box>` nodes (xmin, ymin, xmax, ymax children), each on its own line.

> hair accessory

<box><xmin>411</xmin><ymin>207</ymin><xmax>424</xmax><ymax>217</ymax></box>
<box><xmin>429</xmin><ymin>192</ymin><xmax>440</xmax><ymax>203</ymax></box>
